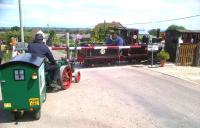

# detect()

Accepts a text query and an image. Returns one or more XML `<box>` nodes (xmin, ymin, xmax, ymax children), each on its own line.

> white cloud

<box><xmin>0</xmin><ymin>0</ymin><xmax>200</xmax><ymax>29</ymax></box>
<box><xmin>0</xmin><ymin>3</ymin><xmax>16</xmax><ymax>9</ymax></box>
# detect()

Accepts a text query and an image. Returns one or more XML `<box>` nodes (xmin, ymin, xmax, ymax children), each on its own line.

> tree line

<box><xmin>0</xmin><ymin>24</ymin><xmax>186</xmax><ymax>46</ymax></box>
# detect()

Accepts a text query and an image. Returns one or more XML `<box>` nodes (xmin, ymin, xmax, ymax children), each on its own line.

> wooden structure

<box><xmin>177</xmin><ymin>44</ymin><xmax>198</xmax><ymax>66</ymax></box>
<box><xmin>165</xmin><ymin>29</ymin><xmax>200</xmax><ymax>66</ymax></box>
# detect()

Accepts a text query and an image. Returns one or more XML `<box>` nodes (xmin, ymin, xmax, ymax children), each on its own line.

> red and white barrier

<box><xmin>51</xmin><ymin>45</ymin><xmax>144</xmax><ymax>51</ymax></box>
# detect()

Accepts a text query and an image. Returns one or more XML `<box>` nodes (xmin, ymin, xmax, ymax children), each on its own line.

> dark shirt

<box><xmin>114</xmin><ymin>36</ymin><xmax>124</xmax><ymax>46</ymax></box>
<box><xmin>27</xmin><ymin>40</ymin><xmax>56</xmax><ymax>64</ymax></box>
<box><xmin>0</xmin><ymin>51</ymin><xmax>3</xmax><ymax>58</ymax></box>
<box><xmin>106</xmin><ymin>36</ymin><xmax>113</xmax><ymax>45</ymax></box>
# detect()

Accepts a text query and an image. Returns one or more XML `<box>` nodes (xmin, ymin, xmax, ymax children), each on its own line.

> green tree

<box><xmin>52</xmin><ymin>35</ymin><xmax>60</xmax><ymax>45</ymax></box>
<box><xmin>46</xmin><ymin>30</ymin><xmax>62</xmax><ymax>46</ymax></box>
<box><xmin>91</xmin><ymin>22</ymin><xmax>110</xmax><ymax>42</ymax></box>
<box><xmin>4</xmin><ymin>30</ymin><xmax>34</xmax><ymax>45</ymax></box>
<box><xmin>0</xmin><ymin>27</ymin><xmax>34</xmax><ymax>54</ymax></box>
<box><xmin>0</xmin><ymin>33</ymin><xmax>7</xmax><ymax>42</ymax></box>
<box><xmin>6</xmin><ymin>30</ymin><xmax>20</xmax><ymax>45</ymax></box>
<box><xmin>148</xmin><ymin>29</ymin><xmax>157</xmax><ymax>36</ymax></box>
<box><xmin>166</xmin><ymin>25</ymin><xmax>186</xmax><ymax>31</ymax></box>
<box><xmin>24</xmin><ymin>32</ymin><xmax>34</xmax><ymax>43</ymax></box>
<box><xmin>148</xmin><ymin>28</ymin><xmax>161</xmax><ymax>37</ymax></box>
<box><xmin>11</xmin><ymin>26</ymin><xmax>20</xmax><ymax>31</ymax></box>
<box><xmin>47</xmin><ymin>30</ymin><xmax>56</xmax><ymax>46</ymax></box>
<box><xmin>91</xmin><ymin>21</ymin><xmax>124</xmax><ymax>43</ymax></box>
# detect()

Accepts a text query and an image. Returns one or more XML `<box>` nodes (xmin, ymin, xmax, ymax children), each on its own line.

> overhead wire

<box><xmin>123</xmin><ymin>14</ymin><xmax>200</xmax><ymax>25</ymax></box>
<box><xmin>83</xmin><ymin>14</ymin><xmax>200</xmax><ymax>28</ymax></box>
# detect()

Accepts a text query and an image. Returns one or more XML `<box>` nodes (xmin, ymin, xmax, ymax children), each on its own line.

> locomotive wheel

<box><xmin>75</xmin><ymin>71</ymin><xmax>81</xmax><ymax>83</ymax></box>
<box><xmin>60</xmin><ymin>66</ymin><xmax>72</xmax><ymax>90</ymax></box>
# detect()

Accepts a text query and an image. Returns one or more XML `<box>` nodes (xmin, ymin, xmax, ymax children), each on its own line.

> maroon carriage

<box><xmin>75</xmin><ymin>28</ymin><xmax>148</xmax><ymax>66</ymax></box>
<box><xmin>76</xmin><ymin>45</ymin><xmax>147</xmax><ymax>66</ymax></box>
<box><xmin>52</xmin><ymin>28</ymin><xmax>148</xmax><ymax>67</ymax></box>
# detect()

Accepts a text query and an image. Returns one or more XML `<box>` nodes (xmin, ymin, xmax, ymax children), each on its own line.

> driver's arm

<box><xmin>45</xmin><ymin>47</ymin><xmax>56</xmax><ymax>64</ymax></box>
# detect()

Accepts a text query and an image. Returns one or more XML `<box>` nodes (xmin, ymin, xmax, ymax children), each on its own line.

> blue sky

<box><xmin>0</xmin><ymin>0</ymin><xmax>200</xmax><ymax>30</ymax></box>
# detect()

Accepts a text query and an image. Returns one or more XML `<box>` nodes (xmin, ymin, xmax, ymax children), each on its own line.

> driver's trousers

<box><xmin>45</xmin><ymin>63</ymin><xmax>60</xmax><ymax>82</ymax></box>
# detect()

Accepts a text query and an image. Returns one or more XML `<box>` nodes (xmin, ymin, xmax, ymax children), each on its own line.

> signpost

<box><xmin>148</xmin><ymin>44</ymin><xmax>159</xmax><ymax>67</ymax></box>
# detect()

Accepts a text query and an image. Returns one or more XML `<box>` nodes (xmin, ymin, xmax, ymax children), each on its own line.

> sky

<box><xmin>0</xmin><ymin>0</ymin><xmax>200</xmax><ymax>30</ymax></box>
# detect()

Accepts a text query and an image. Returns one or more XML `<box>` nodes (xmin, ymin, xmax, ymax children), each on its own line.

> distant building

<box><xmin>166</xmin><ymin>29</ymin><xmax>200</xmax><ymax>44</ymax></box>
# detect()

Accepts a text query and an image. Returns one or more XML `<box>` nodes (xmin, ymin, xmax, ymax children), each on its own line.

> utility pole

<box><xmin>18</xmin><ymin>0</ymin><xmax>24</xmax><ymax>43</ymax></box>
<box><xmin>66</xmin><ymin>32</ymin><xmax>70</xmax><ymax>59</ymax></box>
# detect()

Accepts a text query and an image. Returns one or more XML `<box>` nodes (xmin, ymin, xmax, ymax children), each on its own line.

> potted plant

<box><xmin>156</xmin><ymin>51</ymin><xmax>170</xmax><ymax>67</ymax></box>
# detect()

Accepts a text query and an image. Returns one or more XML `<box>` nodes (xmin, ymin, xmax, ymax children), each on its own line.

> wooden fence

<box><xmin>177</xmin><ymin>44</ymin><xmax>198</xmax><ymax>66</ymax></box>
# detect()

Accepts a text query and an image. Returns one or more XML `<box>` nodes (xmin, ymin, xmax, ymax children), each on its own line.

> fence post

<box><xmin>195</xmin><ymin>43</ymin><xmax>200</xmax><ymax>66</ymax></box>
<box><xmin>175</xmin><ymin>43</ymin><xmax>180</xmax><ymax>65</ymax></box>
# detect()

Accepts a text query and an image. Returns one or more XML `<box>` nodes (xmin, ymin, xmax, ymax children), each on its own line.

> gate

<box><xmin>177</xmin><ymin>44</ymin><xmax>198</xmax><ymax>66</ymax></box>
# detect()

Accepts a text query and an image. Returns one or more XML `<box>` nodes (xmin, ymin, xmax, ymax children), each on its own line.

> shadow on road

<box><xmin>0</xmin><ymin>100</ymin><xmax>12</xmax><ymax>123</ymax></box>
<box><xmin>0</xmin><ymin>100</ymin><xmax>39</xmax><ymax>124</ymax></box>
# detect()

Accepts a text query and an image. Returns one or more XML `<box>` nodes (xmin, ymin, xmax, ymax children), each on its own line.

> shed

<box><xmin>165</xmin><ymin>29</ymin><xmax>200</xmax><ymax>62</ymax></box>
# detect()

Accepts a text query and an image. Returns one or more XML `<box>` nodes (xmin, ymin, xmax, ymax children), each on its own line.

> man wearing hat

<box><xmin>27</xmin><ymin>33</ymin><xmax>61</xmax><ymax>91</ymax></box>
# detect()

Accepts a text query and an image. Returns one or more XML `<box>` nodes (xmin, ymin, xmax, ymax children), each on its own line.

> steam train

<box><xmin>52</xmin><ymin>28</ymin><xmax>162</xmax><ymax>66</ymax></box>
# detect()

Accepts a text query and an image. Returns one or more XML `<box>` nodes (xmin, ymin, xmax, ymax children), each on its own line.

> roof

<box><xmin>167</xmin><ymin>29</ymin><xmax>200</xmax><ymax>34</ymax></box>
<box><xmin>177</xmin><ymin>30</ymin><xmax>200</xmax><ymax>33</ymax></box>
<box><xmin>0</xmin><ymin>53</ymin><xmax>44</xmax><ymax>69</ymax></box>
<box><xmin>96</xmin><ymin>21</ymin><xmax>126</xmax><ymax>30</ymax></box>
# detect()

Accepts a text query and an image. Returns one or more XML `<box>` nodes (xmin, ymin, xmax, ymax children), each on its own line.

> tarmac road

<box><xmin>0</xmin><ymin>66</ymin><xmax>200</xmax><ymax>128</ymax></box>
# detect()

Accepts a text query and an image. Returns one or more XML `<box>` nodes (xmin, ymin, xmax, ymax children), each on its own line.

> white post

<box><xmin>151</xmin><ymin>44</ymin><xmax>154</xmax><ymax>66</ymax></box>
<box><xmin>66</xmin><ymin>32</ymin><xmax>70</xmax><ymax>59</ymax></box>
<box><xmin>18</xmin><ymin>0</ymin><xmax>24</xmax><ymax>43</ymax></box>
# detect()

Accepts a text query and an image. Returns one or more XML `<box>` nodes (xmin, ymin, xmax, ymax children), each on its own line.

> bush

<box><xmin>156</xmin><ymin>51</ymin><xmax>170</xmax><ymax>60</ymax></box>
<box><xmin>3</xmin><ymin>50</ymin><xmax>12</xmax><ymax>62</ymax></box>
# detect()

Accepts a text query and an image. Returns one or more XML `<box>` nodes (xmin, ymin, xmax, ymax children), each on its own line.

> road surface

<box><xmin>0</xmin><ymin>65</ymin><xmax>200</xmax><ymax>128</ymax></box>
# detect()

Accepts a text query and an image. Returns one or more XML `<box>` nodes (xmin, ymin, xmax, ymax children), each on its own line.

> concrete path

<box><xmin>144</xmin><ymin>63</ymin><xmax>200</xmax><ymax>85</ymax></box>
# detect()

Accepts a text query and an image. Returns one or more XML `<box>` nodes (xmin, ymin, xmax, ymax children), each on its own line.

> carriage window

<box><xmin>14</xmin><ymin>69</ymin><xmax>25</xmax><ymax>81</ymax></box>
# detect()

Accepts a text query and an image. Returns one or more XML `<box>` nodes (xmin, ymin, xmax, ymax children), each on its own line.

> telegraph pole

<box><xmin>18</xmin><ymin>0</ymin><xmax>24</xmax><ymax>43</ymax></box>
<box><xmin>66</xmin><ymin>32</ymin><xmax>70</xmax><ymax>59</ymax></box>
